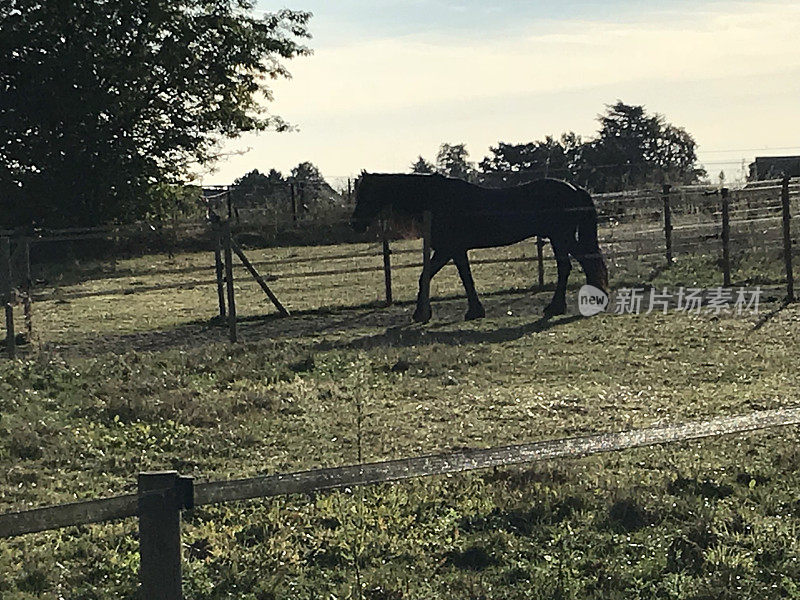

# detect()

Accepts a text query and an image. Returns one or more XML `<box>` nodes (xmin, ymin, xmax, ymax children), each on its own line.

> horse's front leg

<box><xmin>413</xmin><ymin>250</ymin><xmax>450</xmax><ymax>323</ymax></box>
<box><xmin>544</xmin><ymin>239</ymin><xmax>571</xmax><ymax>317</ymax></box>
<box><xmin>453</xmin><ymin>251</ymin><xmax>485</xmax><ymax>320</ymax></box>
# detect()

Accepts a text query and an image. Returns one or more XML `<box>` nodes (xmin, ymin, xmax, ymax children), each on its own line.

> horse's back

<box><xmin>435</xmin><ymin>178</ymin><xmax>591</xmax><ymax>249</ymax></box>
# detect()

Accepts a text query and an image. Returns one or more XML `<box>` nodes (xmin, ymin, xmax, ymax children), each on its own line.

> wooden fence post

<box><xmin>213</xmin><ymin>225</ymin><xmax>226</xmax><ymax>319</ymax></box>
<box><xmin>382</xmin><ymin>221</ymin><xmax>393</xmax><ymax>306</ymax></box>
<box><xmin>1</xmin><ymin>238</ymin><xmax>14</xmax><ymax>359</ymax></box>
<box><xmin>721</xmin><ymin>188</ymin><xmax>731</xmax><ymax>287</ymax></box>
<box><xmin>138</xmin><ymin>471</ymin><xmax>193</xmax><ymax>600</ymax></box>
<box><xmin>222</xmin><ymin>222</ymin><xmax>237</xmax><ymax>342</ymax></box>
<box><xmin>536</xmin><ymin>237</ymin><xmax>545</xmax><ymax>289</ymax></box>
<box><xmin>22</xmin><ymin>237</ymin><xmax>31</xmax><ymax>339</ymax></box>
<box><xmin>290</xmin><ymin>184</ymin><xmax>297</xmax><ymax>223</ymax></box>
<box><xmin>662</xmin><ymin>184</ymin><xmax>673</xmax><ymax>264</ymax></box>
<box><xmin>419</xmin><ymin>211</ymin><xmax>432</xmax><ymax>311</ymax></box>
<box><xmin>782</xmin><ymin>176</ymin><xmax>794</xmax><ymax>301</ymax></box>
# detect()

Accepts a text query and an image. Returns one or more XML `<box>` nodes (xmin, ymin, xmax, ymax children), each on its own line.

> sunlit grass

<box><xmin>1</xmin><ymin>234</ymin><xmax>799</xmax><ymax>598</ymax></box>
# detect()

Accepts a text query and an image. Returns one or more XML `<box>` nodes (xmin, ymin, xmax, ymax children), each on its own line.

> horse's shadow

<box><xmin>317</xmin><ymin>314</ymin><xmax>583</xmax><ymax>351</ymax></box>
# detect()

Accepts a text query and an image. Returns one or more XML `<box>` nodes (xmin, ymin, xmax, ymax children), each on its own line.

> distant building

<box><xmin>748</xmin><ymin>156</ymin><xmax>800</xmax><ymax>181</ymax></box>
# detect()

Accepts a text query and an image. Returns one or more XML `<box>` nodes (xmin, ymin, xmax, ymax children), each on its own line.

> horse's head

<box><xmin>350</xmin><ymin>172</ymin><xmax>383</xmax><ymax>233</ymax></box>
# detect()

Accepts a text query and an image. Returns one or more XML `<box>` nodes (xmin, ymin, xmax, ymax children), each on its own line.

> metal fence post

<box><xmin>382</xmin><ymin>220</ymin><xmax>393</xmax><ymax>306</ymax></box>
<box><xmin>782</xmin><ymin>176</ymin><xmax>795</xmax><ymax>301</ymax></box>
<box><xmin>721</xmin><ymin>188</ymin><xmax>731</xmax><ymax>287</ymax></box>
<box><xmin>22</xmin><ymin>238</ymin><xmax>31</xmax><ymax>339</ymax></box>
<box><xmin>138</xmin><ymin>471</ymin><xmax>193</xmax><ymax>600</ymax></box>
<box><xmin>1</xmin><ymin>238</ymin><xmax>14</xmax><ymax>359</ymax></box>
<box><xmin>290</xmin><ymin>183</ymin><xmax>297</xmax><ymax>223</ymax></box>
<box><xmin>662</xmin><ymin>184</ymin><xmax>673</xmax><ymax>264</ymax></box>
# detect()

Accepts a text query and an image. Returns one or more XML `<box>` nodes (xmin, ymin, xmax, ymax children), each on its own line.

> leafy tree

<box><xmin>264</xmin><ymin>168</ymin><xmax>288</xmax><ymax>194</ymax></box>
<box><xmin>575</xmin><ymin>102</ymin><xmax>704</xmax><ymax>192</ymax></box>
<box><xmin>435</xmin><ymin>143</ymin><xmax>474</xmax><ymax>181</ymax></box>
<box><xmin>474</xmin><ymin>104</ymin><xmax>703</xmax><ymax>192</ymax></box>
<box><xmin>479</xmin><ymin>135</ymin><xmax>579</xmax><ymax>187</ymax></box>
<box><xmin>0</xmin><ymin>1</ymin><xmax>311</xmax><ymax>227</ymax></box>
<box><xmin>410</xmin><ymin>156</ymin><xmax>435</xmax><ymax>174</ymax></box>
<box><xmin>290</xmin><ymin>161</ymin><xmax>325</xmax><ymax>190</ymax></box>
<box><xmin>231</xmin><ymin>169</ymin><xmax>287</xmax><ymax>206</ymax></box>
<box><xmin>289</xmin><ymin>161</ymin><xmax>335</xmax><ymax>211</ymax></box>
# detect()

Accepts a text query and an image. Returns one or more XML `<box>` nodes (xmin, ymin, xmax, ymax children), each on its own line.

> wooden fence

<box><xmin>1</xmin><ymin>407</ymin><xmax>799</xmax><ymax>598</ymax></box>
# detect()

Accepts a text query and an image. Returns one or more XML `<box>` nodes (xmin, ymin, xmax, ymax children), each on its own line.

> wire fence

<box><xmin>2</xmin><ymin>178</ymin><xmax>798</xmax><ymax>352</ymax></box>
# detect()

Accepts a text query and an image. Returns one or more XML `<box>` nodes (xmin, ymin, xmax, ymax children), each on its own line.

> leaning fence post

<box><xmin>229</xmin><ymin>239</ymin><xmax>290</xmax><ymax>317</ymax></box>
<box><xmin>662</xmin><ymin>184</ymin><xmax>673</xmax><ymax>264</ymax></box>
<box><xmin>212</xmin><ymin>224</ymin><xmax>226</xmax><ymax>320</ymax></box>
<box><xmin>382</xmin><ymin>220</ymin><xmax>393</xmax><ymax>306</ymax></box>
<box><xmin>222</xmin><ymin>222</ymin><xmax>237</xmax><ymax>342</ymax></box>
<box><xmin>138</xmin><ymin>471</ymin><xmax>193</xmax><ymax>600</ymax></box>
<box><xmin>781</xmin><ymin>176</ymin><xmax>794</xmax><ymax>301</ymax></box>
<box><xmin>1</xmin><ymin>238</ymin><xmax>14</xmax><ymax>359</ymax></box>
<box><xmin>721</xmin><ymin>188</ymin><xmax>731</xmax><ymax>287</ymax></box>
<box><xmin>420</xmin><ymin>211</ymin><xmax>432</xmax><ymax>310</ymax></box>
<box><xmin>536</xmin><ymin>237</ymin><xmax>545</xmax><ymax>289</ymax></box>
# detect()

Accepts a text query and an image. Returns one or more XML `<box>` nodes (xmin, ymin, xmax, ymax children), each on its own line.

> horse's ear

<box><xmin>360</xmin><ymin>169</ymin><xmax>368</xmax><ymax>176</ymax></box>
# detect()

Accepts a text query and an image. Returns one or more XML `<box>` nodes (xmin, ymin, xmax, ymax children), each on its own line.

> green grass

<box><xmin>1</xmin><ymin>235</ymin><xmax>800</xmax><ymax>598</ymax></box>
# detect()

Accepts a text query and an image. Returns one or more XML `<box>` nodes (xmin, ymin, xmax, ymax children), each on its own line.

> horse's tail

<box><xmin>575</xmin><ymin>188</ymin><xmax>609</xmax><ymax>292</ymax></box>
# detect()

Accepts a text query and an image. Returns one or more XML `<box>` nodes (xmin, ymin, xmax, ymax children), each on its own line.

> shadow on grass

<box><xmin>41</xmin><ymin>285</ymin><xmax>569</xmax><ymax>357</ymax></box>
<box><xmin>752</xmin><ymin>299</ymin><xmax>792</xmax><ymax>331</ymax></box>
<box><xmin>316</xmin><ymin>314</ymin><xmax>583</xmax><ymax>351</ymax></box>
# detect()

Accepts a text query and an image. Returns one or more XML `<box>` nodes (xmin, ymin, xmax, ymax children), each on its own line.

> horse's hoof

<box><xmin>464</xmin><ymin>305</ymin><xmax>486</xmax><ymax>321</ymax></box>
<box><xmin>543</xmin><ymin>303</ymin><xmax>566</xmax><ymax>317</ymax></box>
<box><xmin>412</xmin><ymin>305</ymin><xmax>432</xmax><ymax>323</ymax></box>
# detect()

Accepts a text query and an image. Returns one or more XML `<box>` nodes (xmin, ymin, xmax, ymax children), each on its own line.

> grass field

<box><xmin>2</xmin><ymin>234</ymin><xmax>800</xmax><ymax>599</ymax></box>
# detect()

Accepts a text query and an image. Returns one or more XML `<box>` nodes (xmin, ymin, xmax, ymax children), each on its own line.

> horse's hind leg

<box><xmin>413</xmin><ymin>250</ymin><xmax>450</xmax><ymax>323</ymax></box>
<box><xmin>453</xmin><ymin>251</ymin><xmax>485</xmax><ymax>320</ymax></box>
<box><xmin>544</xmin><ymin>239</ymin><xmax>571</xmax><ymax>317</ymax></box>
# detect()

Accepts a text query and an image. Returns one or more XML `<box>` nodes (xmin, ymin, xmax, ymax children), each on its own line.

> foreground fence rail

<box><xmin>2</xmin><ymin>407</ymin><xmax>800</xmax><ymax>598</ymax></box>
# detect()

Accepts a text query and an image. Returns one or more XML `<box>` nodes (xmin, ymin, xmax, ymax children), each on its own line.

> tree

<box><xmin>290</xmin><ymin>162</ymin><xmax>324</xmax><ymax>189</ymax></box>
<box><xmin>0</xmin><ymin>1</ymin><xmax>311</xmax><ymax>227</ymax></box>
<box><xmin>232</xmin><ymin>169</ymin><xmax>281</xmax><ymax>206</ymax></box>
<box><xmin>289</xmin><ymin>161</ymin><xmax>336</xmax><ymax>211</ymax></box>
<box><xmin>410</xmin><ymin>156</ymin><xmax>435</xmax><ymax>174</ymax></box>
<box><xmin>435</xmin><ymin>143</ymin><xmax>474</xmax><ymax>181</ymax></box>
<box><xmin>478</xmin><ymin>135</ymin><xmax>578</xmax><ymax>187</ymax></box>
<box><xmin>574</xmin><ymin>102</ymin><xmax>704</xmax><ymax>192</ymax></box>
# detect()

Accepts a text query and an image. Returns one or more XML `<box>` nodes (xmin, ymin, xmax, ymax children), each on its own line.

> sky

<box><xmin>201</xmin><ymin>0</ymin><xmax>800</xmax><ymax>187</ymax></box>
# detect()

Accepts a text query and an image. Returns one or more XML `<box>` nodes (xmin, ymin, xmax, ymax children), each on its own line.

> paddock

<box><xmin>1</xmin><ymin>179</ymin><xmax>800</xmax><ymax>597</ymax></box>
<box><xmin>2</xmin><ymin>178</ymin><xmax>797</xmax><ymax>354</ymax></box>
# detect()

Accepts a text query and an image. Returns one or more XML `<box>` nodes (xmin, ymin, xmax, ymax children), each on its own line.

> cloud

<box><xmin>268</xmin><ymin>1</ymin><xmax>800</xmax><ymax>118</ymax></box>
<box><xmin>206</xmin><ymin>1</ymin><xmax>800</xmax><ymax>182</ymax></box>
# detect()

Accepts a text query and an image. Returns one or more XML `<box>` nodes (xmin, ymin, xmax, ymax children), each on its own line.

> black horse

<box><xmin>350</xmin><ymin>173</ymin><xmax>608</xmax><ymax>322</ymax></box>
